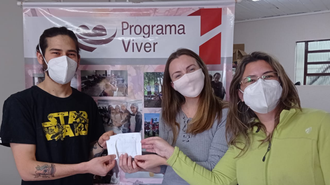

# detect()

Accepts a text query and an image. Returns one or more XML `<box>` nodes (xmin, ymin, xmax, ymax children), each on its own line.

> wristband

<box><xmin>97</xmin><ymin>141</ymin><xmax>103</xmax><ymax>148</ymax></box>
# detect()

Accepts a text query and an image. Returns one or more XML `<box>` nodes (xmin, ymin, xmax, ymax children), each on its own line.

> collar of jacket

<box><xmin>251</xmin><ymin>108</ymin><xmax>299</xmax><ymax>134</ymax></box>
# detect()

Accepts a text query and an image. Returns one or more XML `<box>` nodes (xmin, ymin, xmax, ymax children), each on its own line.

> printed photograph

<box><xmin>144</xmin><ymin>113</ymin><xmax>160</xmax><ymax>138</ymax></box>
<box><xmin>95</xmin><ymin>99</ymin><xmax>143</xmax><ymax>185</ymax></box>
<box><xmin>81</xmin><ymin>70</ymin><xmax>128</xmax><ymax>97</ymax></box>
<box><xmin>144</xmin><ymin>72</ymin><xmax>163</xmax><ymax>108</ymax></box>
<box><xmin>98</xmin><ymin>100</ymin><xmax>143</xmax><ymax>134</ymax></box>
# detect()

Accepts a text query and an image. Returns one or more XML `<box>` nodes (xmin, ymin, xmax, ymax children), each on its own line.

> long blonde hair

<box><xmin>227</xmin><ymin>51</ymin><xmax>301</xmax><ymax>156</ymax></box>
<box><xmin>162</xmin><ymin>48</ymin><xmax>227</xmax><ymax>145</ymax></box>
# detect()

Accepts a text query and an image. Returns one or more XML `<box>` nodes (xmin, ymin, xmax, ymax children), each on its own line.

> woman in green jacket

<box><xmin>138</xmin><ymin>51</ymin><xmax>330</xmax><ymax>185</ymax></box>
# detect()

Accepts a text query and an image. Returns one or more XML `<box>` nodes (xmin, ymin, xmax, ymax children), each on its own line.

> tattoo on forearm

<box><xmin>34</xmin><ymin>164</ymin><xmax>56</xmax><ymax>178</ymax></box>
<box><xmin>90</xmin><ymin>143</ymin><xmax>98</xmax><ymax>153</ymax></box>
<box><xmin>93</xmin><ymin>151</ymin><xmax>103</xmax><ymax>158</ymax></box>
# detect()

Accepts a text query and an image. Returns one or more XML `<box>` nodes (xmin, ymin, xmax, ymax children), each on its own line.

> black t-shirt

<box><xmin>0</xmin><ymin>86</ymin><xmax>104</xmax><ymax>185</ymax></box>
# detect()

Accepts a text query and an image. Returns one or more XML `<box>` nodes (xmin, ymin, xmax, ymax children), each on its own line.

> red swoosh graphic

<box><xmin>76</xmin><ymin>30</ymin><xmax>117</xmax><ymax>45</ymax></box>
<box><xmin>78</xmin><ymin>25</ymin><xmax>107</xmax><ymax>37</ymax></box>
<box><xmin>78</xmin><ymin>43</ymin><xmax>96</xmax><ymax>52</ymax></box>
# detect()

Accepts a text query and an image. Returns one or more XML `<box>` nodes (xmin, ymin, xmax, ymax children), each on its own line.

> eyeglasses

<box><xmin>240</xmin><ymin>71</ymin><xmax>279</xmax><ymax>87</ymax></box>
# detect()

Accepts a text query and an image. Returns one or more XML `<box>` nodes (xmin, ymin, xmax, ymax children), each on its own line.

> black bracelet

<box><xmin>97</xmin><ymin>141</ymin><xmax>103</xmax><ymax>148</ymax></box>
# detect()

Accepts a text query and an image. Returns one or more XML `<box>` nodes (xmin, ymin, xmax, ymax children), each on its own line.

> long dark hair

<box><xmin>226</xmin><ymin>51</ymin><xmax>301</xmax><ymax>156</ymax></box>
<box><xmin>36</xmin><ymin>26</ymin><xmax>80</xmax><ymax>55</ymax></box>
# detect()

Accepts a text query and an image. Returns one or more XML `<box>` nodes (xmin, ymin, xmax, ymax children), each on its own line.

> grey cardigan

<box><xmin>159</xmin><ymin>108</ymin><xmax>229</xmax><ymax>185</ymax></box>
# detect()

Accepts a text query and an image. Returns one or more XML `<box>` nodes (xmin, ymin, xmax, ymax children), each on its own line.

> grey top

<box><xmin>159</xmin><ymin>108</ymin><xmax>229</xmax><ymax>185</ymax></box>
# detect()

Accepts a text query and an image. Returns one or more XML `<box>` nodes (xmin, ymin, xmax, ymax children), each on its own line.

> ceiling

<box><xmin>19</xmin><ymin>0</ymin><xmax>330</xmax><ymax>22</ymax></box>
<box><xmin>234</xmin><ymin>0</ymin><xmax>330</xmax><ymax>22</ymax></box>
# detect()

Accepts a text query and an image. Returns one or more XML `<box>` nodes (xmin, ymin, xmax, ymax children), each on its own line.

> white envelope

<box><xmin>106</xmin><ymin>132</ymin><xmax>142</xmax><ymax>159</ymax></box>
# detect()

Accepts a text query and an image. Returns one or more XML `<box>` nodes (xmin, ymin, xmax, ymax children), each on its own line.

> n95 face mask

<box><xmin>241</xmin><ymin>79</ymin><xmax>282</xmax><ymax>114</ymax></box>
<box><xmin>45</xmin><ymin>56</ymin><xmax>77</xmax><ymax>85</ymax></box>
<box><xmin>173</xmin><ymin>68</ymin><xmax>205</xmax><ymax>98</ymax></box>
<box><xmin>39</xmin><ymin>45</ymin><xmax>77</xmax><ymax>85</ymax></box>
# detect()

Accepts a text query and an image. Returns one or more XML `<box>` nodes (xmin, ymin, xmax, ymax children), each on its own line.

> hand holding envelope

<box><xmin>106</xmin><ymin>133</ymin><xmax>142</xmax><ymax>159</ymax></box>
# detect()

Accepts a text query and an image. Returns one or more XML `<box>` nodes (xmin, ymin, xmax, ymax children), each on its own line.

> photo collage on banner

<box><xmin>79</xmin><ymin>64</ymin><xmax>164</xmax><ymax>184</ymax></box>
<box><xmin>22</xmin><ymin>1</ymin><xmax>235</xmax><ymax>184</ymax></box>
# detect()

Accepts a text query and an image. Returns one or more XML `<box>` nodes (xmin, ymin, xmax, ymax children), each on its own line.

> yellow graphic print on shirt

<box><xmin>42</xmin><ymin>111</ymin><xmax>89</xmax><ymax>141</ymax></box>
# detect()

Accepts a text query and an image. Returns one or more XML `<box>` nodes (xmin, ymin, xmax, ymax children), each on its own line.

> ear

<box><xmin>36</xmin><ymin>51</ymin><xmax>44</xmax><ymax>65</ymax></box>
<box><xmin>238</xmin><ymin>89</ymin><xmax>244</xmax><ymax>102</ymax></box>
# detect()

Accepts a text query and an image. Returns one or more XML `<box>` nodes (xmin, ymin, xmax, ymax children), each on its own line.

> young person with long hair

<box><xmin>119</xmin><ymin>48</ymin><xmax>228</xmax><ymax>185</ymax></box>
<box><xmin>0</xmin><ymin>27</ymin><xmax>116</xmax><ymax>185</ymax></box>
<box><xmin>140</xmin><ymin>51</ymin><xmax>330</xmax><ymax>185</ymax></box>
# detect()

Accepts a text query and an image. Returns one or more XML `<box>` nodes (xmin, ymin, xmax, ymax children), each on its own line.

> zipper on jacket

<box><xmin>262</xmin><ymin>142</ymin><xmax>272</xmax><ymax>162</ymax></box>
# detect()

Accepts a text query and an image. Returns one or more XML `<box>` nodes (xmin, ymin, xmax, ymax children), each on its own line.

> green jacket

<box><xmin>167</xmin><ymin>108</ymin><xmax>330</xmax><ymax>185</ymax></box>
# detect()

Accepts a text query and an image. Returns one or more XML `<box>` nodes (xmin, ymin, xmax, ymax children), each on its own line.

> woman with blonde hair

<box><xmin>119</xmin><ymin>48</ymin><xmax>228</xmax><ymax>185</ymax></box>
<box><xmin>111</xmin><ymin>105</ymin><xmax>124</xmax><ymax>134</ymax></box>
<box><xmin>140</xmin><ymin>51</ymin><xmax>330</xmax><ymax>185</ymax></box>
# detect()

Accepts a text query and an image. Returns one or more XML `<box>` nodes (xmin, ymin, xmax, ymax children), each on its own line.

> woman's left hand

<box><xmin>141</xmin><ymin>137</ymin><xmax>174</xmax><ymax>159</ymax></box>
<box><xmin>134</xmin><ymin>154</ymin><xmax>167</xmax><ymax>170</ymax></box>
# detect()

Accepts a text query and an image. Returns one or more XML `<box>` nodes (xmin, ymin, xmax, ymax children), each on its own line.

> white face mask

<box><xmin>240</xmin><ymin>79</ymin><xmax>282</xmax><ymax>114</ymax></box>
<box><xmin>39</xmin><ymin>46</ymin><xmax>77</xmax><ymax>85</ymax></box>
<box><xmin>173</xmin><ymin>68</ymin><xmax>205</xmax><ymax>98</ymax></box>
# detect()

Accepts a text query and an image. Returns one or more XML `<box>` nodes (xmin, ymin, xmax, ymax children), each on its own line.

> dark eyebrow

<box><xmin>243</xmin><ymin>70</ymin><xmax>275</xmax><ymax>78</ymax></box>
<box><xmin>171</xmin><ymin>64</ymin><xmax>198</xmax><ymax>78</ymax></box>
<box><xmin>186</xmin><ymin>64</ymin><xmax>197</xmax><ymax>70</ymax></box>
<box><xmin>49</xmin><ymin>48</ymin><xmax>77</xmax><ymax>53</ymax></box>
<box><xmin>49</xmin><ymin>48</ymin><xmax>62</xmax><ymax>52</ymax></box>
<box><xmin>262</xmin><ymin>70</ymin><xmax>275</xmax><ymax>75</ymax></box>
<box><xmin>67</xmin><ymin>50</ymin><xmax>78</xmax><ymax>53</ymax></box>
<box><xmin>171</xmin><ymin>71</ymin><xmax>182</xmax><ymax>78</ymax></box>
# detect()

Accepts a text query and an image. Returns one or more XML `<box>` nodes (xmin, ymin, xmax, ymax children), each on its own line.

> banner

<box><xmin>22</xmin><ymin>1</ymin><xmax>235</xmax><ymax>184</ymax></box>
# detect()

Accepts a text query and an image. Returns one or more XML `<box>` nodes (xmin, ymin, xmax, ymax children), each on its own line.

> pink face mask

<box><xmin>173</xmin><ymin>69</ymin><xmax>205</xmax><ymax>98</ymax></box>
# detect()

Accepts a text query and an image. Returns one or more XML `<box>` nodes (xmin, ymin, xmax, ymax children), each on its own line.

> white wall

<box><xmin>0</xmin><ymin>0</ymin><xmax>25</xmax><ymax>184</ymax></box>
<box><xmin>234</xmin><ymin>12</ymin><xmax>330</xmax><ymax>112</ymax></box>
